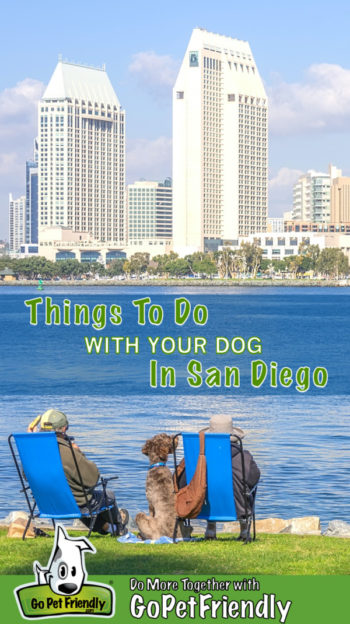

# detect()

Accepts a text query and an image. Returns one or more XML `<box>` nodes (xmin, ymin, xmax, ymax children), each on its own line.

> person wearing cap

<box><xmin>204</xmin><ymin>414</ymin><xmax>260</xmax><ymax>540</ymax></box>
<box><xmin>28</xmin><ymin>408</ymin><xmax>129</xmax><ymax>536</ymax></box>
<box><xmin>27</xmin><ymin>410</ymin><xmax>55</xmax><ymax>432</ymax></box>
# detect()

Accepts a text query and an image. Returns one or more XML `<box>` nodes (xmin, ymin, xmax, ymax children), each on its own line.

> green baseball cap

<box><xmin>40</xmin><ymin>409</ymin><xmax>68</xmax><ymax>430</ymax></box>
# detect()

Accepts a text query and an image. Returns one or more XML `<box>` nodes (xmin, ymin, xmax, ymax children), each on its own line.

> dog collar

<box><xmin>149</xmin><ymin>462</ymin><xmax>166</xmax><ymax>469</ymax></box>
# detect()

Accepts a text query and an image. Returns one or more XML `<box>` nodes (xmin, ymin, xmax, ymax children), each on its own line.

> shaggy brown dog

<box><xmin>135</xmin><ymin>433</ymin><xmax>179</xmax><ymax>540</ymax></box>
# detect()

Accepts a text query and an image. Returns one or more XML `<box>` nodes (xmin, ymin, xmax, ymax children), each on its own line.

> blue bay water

<box><xmin>0</xmin><ymin>286</ymin><xmax>349</xmax><ymax>527</ymax></box>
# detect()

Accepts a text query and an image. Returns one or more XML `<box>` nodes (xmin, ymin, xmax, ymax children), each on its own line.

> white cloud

<box><xmin>126</xmin><ymin>136</ymin><xmax>172</xmax><ymax>183</ymax></box>
<box><xmin>268</xmin><ymin>167</ymin><xmax>303</xmax><ymax>217</ymax></box>
<box><xmin>269</xmin><ymin>167</ymin><xmax>303</xmax><ymax>189</ymax></box>
<box><xmin>269</xmin><ymin>63</ymin><xmax>350</xmax><ymax>135</ymax></box>
<box><xmin>0</xmin><ymin>78</ymin><xmax>44</xmax><ymax>139</ymax></box>
<box><xmin>0</xmin><ymin>152</ymin><xmax>21</xmax><ymax>176</ymax></box>
<box><xmin>128</xmin><ymin>51</ymin><xmax>179</xmax><ymax>100</ymax></box>
<box><xmin>0</xmin><ymin>78</ymin><xmax>45</xmax><ymax>239</ymax></box>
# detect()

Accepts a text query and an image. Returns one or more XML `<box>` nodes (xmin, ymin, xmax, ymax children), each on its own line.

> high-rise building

<box><xmin>292</xmin><ymin>165</ymin><xmax>341</xmax><ymax>223</ymax></box>
<box><xmin>173</xmin><ymin>28</ymin><xmax>268</xmax><ymax>255</ymax></box>
<box><xmin>331</xmin><ymin>175</ymin><xmax>350</xmax><ymax>222</ymax></box>
<box><xmin>9</xmin><ymin>194</ymin><xmax>26</xmax><ymax>252</ymax></box>
<box><xmin>127</xmin><ymin>178</ymin><xmax>172</xmax><ymax>244</ymax></box>
<box><xmin>38</xmin><ymin>60</ymin><xmax>125</xmax><ymax>243</ymax></box>
<box><xmin>26</xmin><ymin>138</ymin><xmax>38</xmax><ymax>244</ymax></box>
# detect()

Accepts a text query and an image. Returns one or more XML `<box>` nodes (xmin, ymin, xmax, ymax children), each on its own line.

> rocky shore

<box><xmin>2</xmin><ymin>511</ymin><xmax>350</xmax><ymax>538</ymax></box>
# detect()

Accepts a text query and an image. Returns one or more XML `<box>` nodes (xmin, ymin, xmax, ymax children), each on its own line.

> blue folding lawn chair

<box><xmin>8</xmin><ymin>432</ymin><xmax>119</xmax><ymax>540</ymax></box>
<box><xmin>173</xmin><ymin>432</ymin><xmax>257</xmax><ymax>543</ymax></box>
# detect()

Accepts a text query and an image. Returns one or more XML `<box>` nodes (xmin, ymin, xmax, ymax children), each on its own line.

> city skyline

<box><xmin>2</xmin><ymin>0</ymin><xmax>350</xmax><ymax>239</ymax></box>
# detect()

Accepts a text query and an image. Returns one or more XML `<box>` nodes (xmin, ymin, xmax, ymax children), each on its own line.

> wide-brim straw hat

<box><xmin>208</xmin><ymin>414</ymin><xmax>245</xmax><ymax>439</ymax></box>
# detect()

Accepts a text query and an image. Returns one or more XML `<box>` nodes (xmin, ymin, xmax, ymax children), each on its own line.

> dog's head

<box><xmin>142</xmin><ymin>433</ymin><xmax>177</xmax><ymax>464</ymax></box>
<box><xmin>36</xmin><ymin>525</ymin><xmax>95</xmax><ymax>595</ymax></box>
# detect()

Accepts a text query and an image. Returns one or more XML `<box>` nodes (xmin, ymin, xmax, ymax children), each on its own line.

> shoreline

<box><xmin>1</xmin><ymin>278</ymin><xmax>350</xmax><ymax>288</ymax></box>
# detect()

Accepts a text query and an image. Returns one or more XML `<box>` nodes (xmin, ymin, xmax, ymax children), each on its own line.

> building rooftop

<box><xmin>42</xmin><ymin>60</ymin><xmax>120</xmax><ymax>106</ymax></box>
<box><xmin>196</xmin><ymin>27</ymin><xmax>247</xmax><ymax>44</ymax></box>
<box><xmin>192</xmin><ymin>27</ymin><xmax>251</xmax><ymax>53</ymax></box>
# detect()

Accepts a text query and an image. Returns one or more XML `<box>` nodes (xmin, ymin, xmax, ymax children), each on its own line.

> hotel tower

<box><xmin>38</xmin><ymin>60</ymin><xmax>125</xmax><ymax>244</ymax></box>
<box><xmin>173</xmin><ymin>28</ymin><xmax>268</xmax><ymax>254</ymax></box>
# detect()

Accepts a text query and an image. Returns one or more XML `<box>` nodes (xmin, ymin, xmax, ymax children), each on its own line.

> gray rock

<box><xmin>223</xmin><ymin>516</ymin><xmax>321</xmax><ymax>535</ymax></box>
<box><xmin>323</xmin><ymin>520</ymin><xmax>350</xmax><ymax>538</ymax></box>
<box><xmin>0</xmin><ymin>511</ymin><xmax>71</xmax><ymax>530</ymax></box>
<box><xmin>73</xmin><ymin>519</ymin><xmax>88</xmax><ymax>529</ymax></box>
<box><xmin>280</xmin><ymin>516</ymin><xmax>321</xmax><ymax>535</ymax></box>
<box><xmin>1</xmin><ymin>510</ymin><xmax>29</xmax><ymax>525</ymax></box>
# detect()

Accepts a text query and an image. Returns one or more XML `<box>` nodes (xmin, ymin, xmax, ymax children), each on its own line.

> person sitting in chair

<box><xmin>29</xmin><ymin>408</ymin><xmax>129</xmax><ymax>536</ymax></box>
<box><xmin>205</xmin><ymin>414</ymin><xmax>260</xmax><ymax>541</ymax></box>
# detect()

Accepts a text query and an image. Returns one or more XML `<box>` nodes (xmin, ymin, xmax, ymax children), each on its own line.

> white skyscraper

<box><xmin>9</xmin><ymin>194</ymin><xmax>26</xmax><ymax>252</ymax></box>
<box><xmin>38</xmin><ymin>60</ymin><xmax>125</xmax><ymax>244</ymax></box>
<box><xmin>173</xmin><ymin>28</ymin><xmax>268</xmax><ymax>255</ymax></box>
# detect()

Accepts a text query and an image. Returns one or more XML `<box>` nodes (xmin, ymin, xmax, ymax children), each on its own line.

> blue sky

<box><xmin>1</xmin><ymin>0</ymin><xmax>350</xmax><ymax>238</ymax></box>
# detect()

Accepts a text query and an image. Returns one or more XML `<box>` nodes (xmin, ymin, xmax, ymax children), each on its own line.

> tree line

<box><xmin>0</xmin><ymin>241</ymin><xmax>349</xmax><ymax>280</ymax></box>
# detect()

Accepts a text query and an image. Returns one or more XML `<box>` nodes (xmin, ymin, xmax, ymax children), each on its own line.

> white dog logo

<box><xmin>33</xmin><ymin>524</ymin><xmax>95</xmax><ymax>596</ymax></box>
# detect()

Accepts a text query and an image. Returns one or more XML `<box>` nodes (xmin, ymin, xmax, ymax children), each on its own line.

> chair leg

<box><xmin>114</xmin><ymin>502</ymin><xmax>127</xmax><ymax>536</ymax></box>
<box><xmin>107</xmin><ymin>506</ymin><xmax>116</xmax><ymax>537</ymax></box>
<box><xmin>173</xmin><ymin>518</ymin><xmax>179</xmax><ymax>543</ymax></box>
<box><xmin>100</xmin><ymin>481</ymin><xmax>118</xmax><ymax>535</ymax></box>
<box><xmin>244</xmin><ymin>516</ymin><xmax>253</xmax><ymax>544</ymax></box>
<box><xmin>22</xmin><ymin>514</ymin><xmax>33</xmax><ymax>541</ymax></box>
<box><xmin>22</xmin><ymin>501</ymin><xmax>37</xmax><ymax>540</ymax></box>
<box><xmin>87</xmin><ymin>514</ymin><xmax>98</xmax><ymax>538</ymax></box>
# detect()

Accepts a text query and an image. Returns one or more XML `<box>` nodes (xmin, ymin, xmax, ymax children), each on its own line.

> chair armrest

<box><xmin>101</xmin><ymin>475</ymin><xmax>119</xmax><ymax>482</ymax></box>
<box><xmin>100</xmin><ymin>475</ymin><xmax>119</xmax><ymax>488</ymax></box>
<box><xmin>83</xmin><ymin>474</ymin><xmax>119</xmax><ymax>491</ymax></box>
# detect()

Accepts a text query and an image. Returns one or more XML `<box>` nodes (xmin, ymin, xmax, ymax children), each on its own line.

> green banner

<box><xmin>2</xmin><ymin>575</ymin><xmax>349</xmax><ymax>623</ymax></box>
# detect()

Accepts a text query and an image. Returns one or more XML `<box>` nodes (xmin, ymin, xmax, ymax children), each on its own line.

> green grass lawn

<box><xmin>1</xmin><ymin>530</ymin><xmax>349</xmax><ymax>576</ymax></box>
